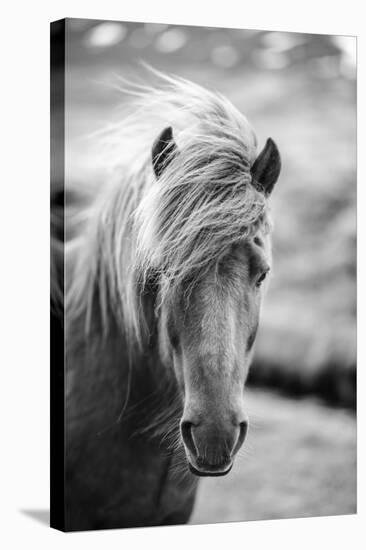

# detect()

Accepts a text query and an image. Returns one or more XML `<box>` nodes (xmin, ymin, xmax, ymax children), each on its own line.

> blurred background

<box><xmin>56</xmin><ymin>19</ymin><xmax>356</xmax><ymax>523</ymax></box>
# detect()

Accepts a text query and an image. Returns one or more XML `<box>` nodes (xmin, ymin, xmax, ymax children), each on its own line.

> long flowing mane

<box><xmin>65</xmin><ymin>70</ymin><xmax>270</xmax><ymax>348</ymax></box>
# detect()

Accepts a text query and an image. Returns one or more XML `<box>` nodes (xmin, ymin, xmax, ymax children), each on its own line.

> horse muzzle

<box><xmin>181</xmin><ymin>417</ymin><xmax>248</xmax><ymax>477</ymax></box>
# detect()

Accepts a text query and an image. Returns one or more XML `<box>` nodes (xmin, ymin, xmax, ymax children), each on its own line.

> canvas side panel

<box><xmin>50</xmin><ymin>18</ymin><xmax>66</xmax><ymax>532</ymax></box>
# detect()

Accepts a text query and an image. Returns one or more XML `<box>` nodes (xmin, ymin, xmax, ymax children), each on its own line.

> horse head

<box><xmin>138</xmin><ymin>126</ymin><xmax>281</xmax><ymax>476</ymax></box>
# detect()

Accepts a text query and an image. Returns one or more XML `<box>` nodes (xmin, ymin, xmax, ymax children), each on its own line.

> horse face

<box><xmin>160</xmin><ymin>234</ymin><xmax>271</xmax><ymax>476</ymax></box>
<box><xmin>151</xmin><ymin>126</ymin><xmax>280</xmax><ymax>476</ymax></box>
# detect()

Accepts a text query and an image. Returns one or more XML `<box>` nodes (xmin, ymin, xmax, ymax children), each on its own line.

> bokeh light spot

<box><xmin>84</xmin><ymin>22</ymin><xmax>127</xmax><ymax>48</ymax></box>
<box><xmin>155</xmin><ymin>29</ymin><xmax>188</xmax><ymax>53</ymax></box>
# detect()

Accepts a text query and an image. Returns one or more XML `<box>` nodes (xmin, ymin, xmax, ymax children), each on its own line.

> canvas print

<box><xmin>50</xmin><ymin>18</ymin><xmax>356</xmax><ymax>531</ymax></box>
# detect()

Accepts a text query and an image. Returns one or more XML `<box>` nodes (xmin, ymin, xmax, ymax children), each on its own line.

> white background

<box><xmin>0</xmin><ymin>0</ymin><xmax>363</xmax><ymax>548</ymax></box>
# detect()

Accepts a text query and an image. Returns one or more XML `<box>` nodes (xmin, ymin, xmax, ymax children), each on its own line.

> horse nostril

<box><xmin>181</xmin><ymin>420</ymin><xmax>197</xmax><ymax>457</ymax></box>
<box><xmin>240</xmin><ymin>421</ymin><xmax>248</xmax><ymax>440</ymax></box>
<box><xmin>233</xmin><ymin>421</ymin><xmax>248</xmax><ymax>455</ymax></box>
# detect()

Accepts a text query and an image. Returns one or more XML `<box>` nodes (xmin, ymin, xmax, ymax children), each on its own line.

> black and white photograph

<box><xmin>50</xmin><ymin>18</ymin><xmax>357</xmax><ymax>532</ymax></box>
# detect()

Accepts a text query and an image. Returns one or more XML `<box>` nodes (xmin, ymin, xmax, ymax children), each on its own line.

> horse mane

<box><xmin>64</xmin><ymin>69</ymin><xmax>271</xmax><ymax>348</ymax></box>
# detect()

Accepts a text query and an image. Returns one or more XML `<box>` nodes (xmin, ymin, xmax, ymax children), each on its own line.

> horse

<box><xmin>55</xmin><ymin>71</ymin><xmax>281</xmax><ymax>531</ymax></box>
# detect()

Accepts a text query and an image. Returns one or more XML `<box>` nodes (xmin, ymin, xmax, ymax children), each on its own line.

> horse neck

<box><xmin>67</xmin><ymin>168</ymin><xmax>181</xmax><ymax>433</ymax></box>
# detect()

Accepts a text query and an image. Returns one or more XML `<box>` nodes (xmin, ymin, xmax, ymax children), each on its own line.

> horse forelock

<box><xmin>137</xmin><ymin>156</ymin><xmax>267</xmax><ymax>256</ymax></box>
<box><xmin>65</xmin><ymin>69</ymin><xmax>271</xmax><ymax>350</ymax></box>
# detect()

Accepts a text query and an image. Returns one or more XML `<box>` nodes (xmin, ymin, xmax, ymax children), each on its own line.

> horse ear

<box><xmin>251</xmin><ymin>138</ymin><xmax>281</xmax><ymax>196</ymax></box>
<box><xmin>152</xmin><ymin>126</ymin><xmax>177</xmax><ymax>179</ymax></box>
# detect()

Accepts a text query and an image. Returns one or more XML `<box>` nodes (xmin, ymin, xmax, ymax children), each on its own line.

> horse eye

<box><xmin>255</xmin><ymin>270</ymin><xmax>269</xmax><ymax>288</ymax></box>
